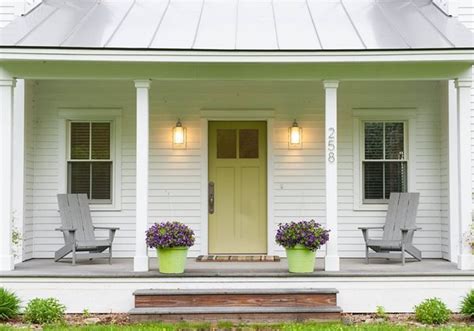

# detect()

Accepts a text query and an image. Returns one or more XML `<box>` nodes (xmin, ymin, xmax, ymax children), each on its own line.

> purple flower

<box><xmin>146</xmin><ymin>221</ymin><xmax>195</xmax><ymax>249</ymax></box>
<box><xmin>275</xmin><ymin>220</ymin><xmax>330</xmax><ymax>251</ymax></box>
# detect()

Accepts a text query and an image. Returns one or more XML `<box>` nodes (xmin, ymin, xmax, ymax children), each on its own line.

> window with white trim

<box><xmin>362</xmin><ymin>121</ymin><xmax>408</xmax><ymax>203</ymax></box>
<box><xmin>67</xmin><ymin>121</ymin><xmax>113</xmax><ymax>204</ymax></box>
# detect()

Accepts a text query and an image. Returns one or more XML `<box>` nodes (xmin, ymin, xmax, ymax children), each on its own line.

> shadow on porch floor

<box><xmin>2</xmin><ymin>258</ymin><xmax>472</xmax><ymax>278</ymax></box>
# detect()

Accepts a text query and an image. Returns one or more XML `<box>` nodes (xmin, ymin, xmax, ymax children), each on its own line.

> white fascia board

<box><xmin>0</xmin><ymin>48</ymin><xmax>473</xmax><ymax>63</ymax></box>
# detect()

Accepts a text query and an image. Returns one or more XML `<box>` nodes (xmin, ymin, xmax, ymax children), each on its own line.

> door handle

<box><xmin>209</xmin><ymin>181</ymin><xmax>215</xmax><ymax>214</ymax></box>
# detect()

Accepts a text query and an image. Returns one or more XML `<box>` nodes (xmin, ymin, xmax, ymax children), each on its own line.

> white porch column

<box><xmin>455</xmin><ymin>78</ymin><xmax>473</xmax><ymax>270</ymax></box>
<box><xmin>324</xmin><ymin>80</ymin><xmax>340</xmax><ymax>271</ymax></box>
<box><xmin>134</xmin><ymin>79</ymin><xmax>151</xmax><ymax>272</ymax></box>
<box><xmin>0</xmin><ymin>72</ymin><xmax>16</xmax><ymax>271</ymax></box>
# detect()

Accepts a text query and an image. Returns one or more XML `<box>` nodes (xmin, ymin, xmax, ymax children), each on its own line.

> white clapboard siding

<box><xmin>0</xmin><ymin>0</ymin><xmax>40</xmax><ymax>28</ymax></box>
<box><xmin>27</xmin><ymin>80</ymin><xmax>445</xmax><ymax>259</ymax></box>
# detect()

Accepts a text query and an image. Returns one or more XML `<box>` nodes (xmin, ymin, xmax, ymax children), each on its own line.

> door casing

<box><xmin>199</xmin><ymin>112</ymin><xmax>275</xmax><ymax>256</ymax></box>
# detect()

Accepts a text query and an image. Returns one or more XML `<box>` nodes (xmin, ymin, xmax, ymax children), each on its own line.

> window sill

<box><xmin>90</xmin><ymin>205</ymin><xmax>122</xmax><ymax>212</ymax></box>
<box><xmin>353</xmin><ymin>203</ymin><xmax>388</xmax><ymax>211</ymax></box>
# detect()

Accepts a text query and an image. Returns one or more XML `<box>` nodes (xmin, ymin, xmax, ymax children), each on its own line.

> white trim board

<box><xmin>58</xmin><ymin>108</ymin><xmax>123</xmax><ymax>211</ymax></box>
<box><xmin>199</xmin><ymin>111</ymin><xmax>276</xmax><ymax>255</ymax></box>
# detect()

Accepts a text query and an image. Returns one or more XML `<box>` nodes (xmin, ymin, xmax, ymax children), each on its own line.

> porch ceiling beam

<box><xmin>1</xmin><ymin>49</ymin><xmax>473</xmax><ymax>63</ymax></box>
<box><xmin>1</xmin><ymin>62</ymin><xmax>471</xmax><ymax>81</ymax></box>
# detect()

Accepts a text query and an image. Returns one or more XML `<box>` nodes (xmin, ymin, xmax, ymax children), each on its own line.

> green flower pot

<box><xmin>157</xmin><ymin>247</ymin><xmax>188</xmax><ymax>274</ymax></box>
<box><xmin>285</xmin><ymin>245</ymin><xmax>316</xmax><ymax>273</ymax></box>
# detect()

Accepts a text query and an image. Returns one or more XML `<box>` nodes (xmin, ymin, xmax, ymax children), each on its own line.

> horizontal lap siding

<box><xmin>29</xmin><ymin>80</ymin><xmax>443</xmax><ymax>259</ymax></box>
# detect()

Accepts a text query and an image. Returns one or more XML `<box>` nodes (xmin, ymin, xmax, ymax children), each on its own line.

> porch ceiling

<box><xmin>1</xmin><ymin>0</ymin><xmax>473</xmax><ymax>51</ymax></box>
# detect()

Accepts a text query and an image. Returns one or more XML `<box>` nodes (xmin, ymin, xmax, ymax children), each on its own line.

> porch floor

<box><xmin>2</xmin><ymin>258</ymin><xmax>472</xmax><ymax>278</ymax></box>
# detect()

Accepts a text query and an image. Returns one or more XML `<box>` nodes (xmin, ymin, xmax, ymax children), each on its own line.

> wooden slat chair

<box><xmin>55</xmin><ymin>194</ymin><xmax>119</xmax><ymax>265</ymax></box>
<box><xmin>359</xmin><ymin>192</ymin><xmax>421</xmax><ymax>265</ymax></box>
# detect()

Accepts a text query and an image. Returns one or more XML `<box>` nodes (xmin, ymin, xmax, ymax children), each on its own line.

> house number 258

<box><xmin>327</xmin><ymin>127</ymin><xmax>336</xmax><ymax>163</ymax></box>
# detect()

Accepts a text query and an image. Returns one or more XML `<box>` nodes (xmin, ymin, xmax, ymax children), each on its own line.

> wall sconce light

<box><xmin>288</xmin><ymin>119</ymin><xmax>302</xmax><ymax>149</ymax></box>
<box><xmin>172</xmin><ymin>119</ymin><xmax>186</xmax><ymax>149</ymax></box>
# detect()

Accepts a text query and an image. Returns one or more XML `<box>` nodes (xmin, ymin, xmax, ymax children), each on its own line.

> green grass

<box><xmin>0</xmin><ymin>322</ymin><xmax>473</xmax><ymax>331</ymax></box>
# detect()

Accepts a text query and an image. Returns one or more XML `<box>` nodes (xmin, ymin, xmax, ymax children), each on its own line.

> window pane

<box><xmin>384</xmin><ymin>162</ymin><xmax>407</xmax><ymax>199</ymax></box>
<box><xmin>385</xmin><ymin>123</ymin><xmax>404</xmax><ymax>159</ymax></box>
<box><xmin>91</xmin><ymin>123</ymin><xmax>111</xmax><ymax>160</ymax></box>
<box><xmin>91</xmin><ymin>162</ymin><xmax>112</xmax><ymax>200</ymax></box>
<box><xmin>70</xmin><ymin>123</ymin><xmax>90</xmax><ymax>159</ymax></box>
<box><xmin>217</xmin><ymin>129</ymin><xmax>237</xmax><ymax>159</ymax></box>
<box><xmin>69</xmin><ymin>162</ymin><xmax>90</xmax><ymax>198</ymax></box>
<box><xmin>364</xmin><ymin>162</ymin><xmax>383</xmax><ymax>200</ymax></box>
<box><xmin>364</xmin><ymin>123</ymin><xmax>383</xmax><ymax>160</ymax></box>
<box><xmin>239</xmin><ymin>129</ymin><xmax>259</xmax><ymax>159</ymax></box>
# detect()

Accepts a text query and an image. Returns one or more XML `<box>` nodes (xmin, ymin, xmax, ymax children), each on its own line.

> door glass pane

<box><xmin>91</xmin><ymin>123</ymin><xmax>111</xmax><ymax>160</ymax></box>
<box><xmin>217</xmin><ymin>129</ymin><xmax>237</xmax><ymax>159</ymax></box>
<box><xmin>364</xmin><ymin>122</ymin><xmax>383</xmax><ymax>160</ymax></box>
<box><xmin>70</xmin><ymin>122</ymin><xmax>90</xmax><ymax>159</ymax></box>
<box><xmin>384</xmin><ymin>162</ymin><xmax>407</xmax><ymax>199</ymax></box>
<box><xmin>364</xmin><ymin>162</ymin><xmax>383</xmax><ymax>200</ymax></box>
<box><xmin>91</xmin><ymin>162</ymin><xmax>112</xmax><ymax>200</ymax></box>
<box><xmin>385</xmin><ymin>122</ymin><xmax>404</xmax><ymax>159</ymax></box>
<box><xmin>69</xmin><ymin>162</ymin><xmax>91</xmax><ymax>198</ymax></box>
<box><xmin>239</xmin><ymin>129</ymin><xmax>259</xmax><ymax>159</ymax></box>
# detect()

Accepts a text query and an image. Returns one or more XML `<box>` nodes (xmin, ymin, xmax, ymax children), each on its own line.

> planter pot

<box><xmin>157</xmin><ymin>247</ymin><xmax>188</xmax><ymax>274</ymax></box>
<box><xmin>285</xmin><ymin>245</ymin><xmax>316</xmax><ymax>273</ymax></box>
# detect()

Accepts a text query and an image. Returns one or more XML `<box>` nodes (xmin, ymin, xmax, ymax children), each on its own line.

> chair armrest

<box><xmin>94</xmin><ymin>226</ymin><xmax>120</xmax><ymax>231</ymax></box>
<box><xmin>55</xmin><ymin>227</ymin><xmax>76</xmax><ymax>233</ymax></box>
<box><xmin>358</xmin><ymin>226</ymin><xmax>384</xmax><ymax>230</ymax></box>
<box><xmin>400</xmin><ymin>227</ymin><xmax>421</xmax><ymax>232</ymax></box>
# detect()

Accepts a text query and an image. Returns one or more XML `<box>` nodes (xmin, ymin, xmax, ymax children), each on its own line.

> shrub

<box><xmin>414</xmin><ymin>298</ymin><xmax>451</xmax><ymax>324</ymax></box>
<box><xmin>460</xmin><ymin>290</ymin><xmax>474</xmax><ymax>318</ymax></box>
<box><xmin>0</xmin><ymin>288</ymin><xmax>21</xmax><ymax>321</ymax></box>
<box><xmin>23</xmin><ymin>298</ymin><xmax>65</xmax><ymax>324</ymax></box>
<box><xmin>375</xmin><ymin>305</ymin><xmax>388</xmax><ymax>320</ymax></box>
<box><xmin>275</xmin><ymin>220</ymin><xmax>329</xmax><ymax>251</ymax></box>
<box><xmin>146</xmin><ymin>221</ymin><xmax>195</xmax><ymax>249</ymax></box>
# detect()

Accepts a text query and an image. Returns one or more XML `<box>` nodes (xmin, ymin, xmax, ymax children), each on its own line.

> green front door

<box><xmin>208</xmin><ymin>121</ymin><xmax>267</xmax><ymax>254</ymax></box>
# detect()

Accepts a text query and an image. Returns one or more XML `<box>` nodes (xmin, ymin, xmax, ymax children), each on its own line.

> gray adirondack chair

<box><xmin>359</xmin><ymin>192</ymin><xmax>421</xmax><ymax>265</ymax></box>
<box><xmin>55</xmin><ymin>194</ymin><xmax>119</xmax><ymax>265</ymax></box>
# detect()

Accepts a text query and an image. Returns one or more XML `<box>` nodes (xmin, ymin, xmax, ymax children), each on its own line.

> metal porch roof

<box><xmin>0</xmin><ymin>0</ymin><xmax>473</xmax><ymax>51</ymax></box>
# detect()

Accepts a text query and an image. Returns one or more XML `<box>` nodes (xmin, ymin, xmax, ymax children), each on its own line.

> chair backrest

<box><xmin>382</xmin><ymin>192</ymin><xmax>420</xmax><ymax>242</ymax></box>
<box><xmin>57</xmin><ymin>194</ymin><xmax>95</xmax><ymax>243</ymax></box>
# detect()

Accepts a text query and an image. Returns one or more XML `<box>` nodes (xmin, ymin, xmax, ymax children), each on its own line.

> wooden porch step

<box><xmin>134</xmin><ymin>288</ymin><xmax>338</xmax><ymax>308</ymax></box>
<box><xmin>129</xmin><ymin>306</ymin><xmax>342</xmax><ymax>323</ymax></box>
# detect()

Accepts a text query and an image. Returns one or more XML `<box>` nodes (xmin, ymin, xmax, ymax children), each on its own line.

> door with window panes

<box><xmin>68</xmin><ymin>122</ymin><xmax>113</xmax><ymax>204</ymax></box>
<box><xmin>363</xmin><ymin>121</ymin><xmax>407</xmax><ymax>203</ymax></box>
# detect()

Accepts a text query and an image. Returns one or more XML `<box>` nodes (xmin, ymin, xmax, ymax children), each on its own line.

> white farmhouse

<box><xmin>0</xmin><ymin>0</ymin><xmax>473</xmax><ymax>318</ymax></box>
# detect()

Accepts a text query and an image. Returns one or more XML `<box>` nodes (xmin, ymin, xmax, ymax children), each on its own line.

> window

<box><xmin>67</xmin><ymin>121</ymin><xmax>113</xmax><ymax>204</ymax></box>
<box><xmin>362</xmin><ymin>121</ymin><xmax>407</xmax><ymax>203</ymax></box>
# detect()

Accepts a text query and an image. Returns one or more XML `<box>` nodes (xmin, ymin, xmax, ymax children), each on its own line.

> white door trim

<box><xmin>199</xmin><ymin>110</ymin><xmax>275</xmax><ymax>256</ymax></box>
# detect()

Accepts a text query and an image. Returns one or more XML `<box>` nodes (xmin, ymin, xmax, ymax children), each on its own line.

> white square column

<box><xmin>324</xmin><ymin>80</ymin><xmax>340</xmax><ymax>271</ymax></box>
<box><xmin>455</xmin><ymin>78</ymin><xmax>473</xmax><ymax>270</ymax></box>
<box><xmin>134</xmin><ymin>80</ymin><xmax>151</xmax><ymax>272</ymax></box>
<box><xmin>0</xmin><ymin>75</ymin><xmax>16</xmax><ymax>271</ymax></box>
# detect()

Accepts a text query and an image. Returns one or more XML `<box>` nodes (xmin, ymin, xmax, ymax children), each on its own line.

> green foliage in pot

<box><xmin>24</xmin><ymin>298</ymin><xmax>66</xmax><ymax>324</ymax></box>
<box><xmin>0</xmin><ymin>288</ymin><xmax>21</xmax><ymax>321</ymax></box>
<box><xmin>414</xmin><ymin>298</ymin><xmax>451</xmax><ymax>324</ymax></box>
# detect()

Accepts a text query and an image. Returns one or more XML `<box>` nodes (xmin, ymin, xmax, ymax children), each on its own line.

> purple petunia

<box><xmin>275</xmin><ymin>220</ymin><xmax>329</xmax><ymax>251</ymax></box>
<box><xmin>146</xmin><ymin>221</ymin><xmax>195</xmax><ymax>249</ymax></box>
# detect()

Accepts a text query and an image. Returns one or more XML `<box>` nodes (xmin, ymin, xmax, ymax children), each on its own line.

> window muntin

<box><xmin>67</xmin><ymin>121</ymin><xmax>113</xmax><ymax>204</ymax></box>
<box><xmin>362</xmin><ymin>121</ymin><xmax>407</xmax><ymax>203</ymax></box>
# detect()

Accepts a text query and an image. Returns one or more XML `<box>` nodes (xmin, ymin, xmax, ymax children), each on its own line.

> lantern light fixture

<box><xmin>288</xmin><ymin>119</ymin><xmax>302</xmax><ymax>149</ymax></box>
<box><xmin>172</xmin><ymin>119</ymin><xmax>186</xmax><ymax>149</ymax></box>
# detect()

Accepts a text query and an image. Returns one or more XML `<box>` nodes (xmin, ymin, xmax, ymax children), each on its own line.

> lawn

<box><xmin>1</xmin><ymin>322</ymin><xmax>473</xmax><ymax>331</ymax></box>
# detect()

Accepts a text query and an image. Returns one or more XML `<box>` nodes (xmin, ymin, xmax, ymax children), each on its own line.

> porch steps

<box><xmin>129</xmin><ymin>288</ymin><xmax>342</xmax><ymax>323</ymax></box>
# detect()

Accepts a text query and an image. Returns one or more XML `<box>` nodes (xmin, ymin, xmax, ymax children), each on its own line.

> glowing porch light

<box><xmin>289</xmin><ymin>119</ymin><xmax>302</xmax><ymax>149</ymax></box>
<box><xmin>172</xmin><ymin>119</ymin><xmax>186</xmax><ymax>149</ymax></box>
